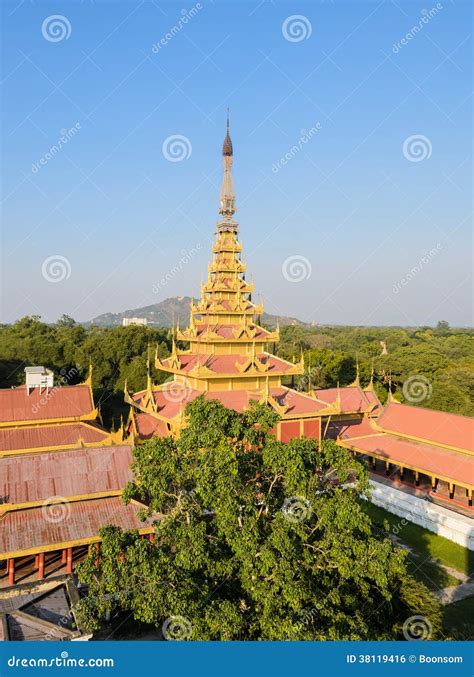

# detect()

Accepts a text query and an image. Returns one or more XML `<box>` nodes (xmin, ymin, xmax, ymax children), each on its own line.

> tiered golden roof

<box><xmin>153</xmin><ymin>117</ymin><xmax>306</xmax><ymax>392</ymax></box>
<box><xmin>128</xmin><ymin>118</ymin><xmax>379</xmax><ymax>441</ymax></box>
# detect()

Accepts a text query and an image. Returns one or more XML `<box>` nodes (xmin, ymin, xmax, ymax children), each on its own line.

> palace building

<box><xmin>1</xmin><ymin>119</ymin><xmax>473</xmax><ymax>607</ymax></box>
<box><xmin>126</xmin><ymin>118</ymin><xmax>473</xmax><ymax>524</ymax></box>
<box><xmin>0</xmin><ymin>365</ymin><xmax>117</xmax><ymax>458</ymax></box>
<box><xmin>126</xmin><ymin>118</ymin><xmax>381</xmax><ymax>443</ymax></box>
<box><xmin>0</xmin><ymin>367</ymin><xmax>155</xmax><ymax>595</ymax></box>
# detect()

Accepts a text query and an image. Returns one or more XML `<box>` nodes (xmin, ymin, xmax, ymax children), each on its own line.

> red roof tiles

<box><xmin>192</xmin><ymin>323</ymin><xmax>272</xmax><ymax>340</ymax></box>
<box><xmin>133</xmin><ymin>413</ymin><xmax>168</xmax><ymax>439</ymax></box>
<box><xmin>328</xmin><ymin>417</ymin><xmax>377</xmax><ymax>440</ymax></box>
<box><xmin>161</xmin><ymin>352</ymin><xmax>296</xmax><ymax>375</ymax></box>
<box><xmin>198</xmin><ymin>299</ymin><xmax>256</xmax><ymax>312</ymax></box>
<box><xmin>133</xmin><ymin>384</ymin><xmax>326</xmax><ymax>422</ymax></box>
<box><xmin>0</xmin><ymin>445</ymin><xmax>133</xmax><ymax>505</ymax></box>
<box><xmin>362</xmin><ymin>389</ymin><xmax>382</xmax><ymax>415</ymax></box>
<box><xmin>315</xmin><ymin>386</ymin><xmax>377</xmax><ymax>413</ymax></box>
<box><xmin>377</xmin><ymin>402</ymin><xmax>474</xmax><ymax>452</ymax></box>
<box><xmin>0</xmin><ymin>385</ymin><xmax>94</xmax><ymax>424</ymax></box>
<box><xmin>0</xmin><ymin>423</ymin><xmax>109</xmax><ymax>453</ymax></box>
<box><xmin>339</xmin><ymin>431</ymin><xmax>474</xmax><ymax>488</ymax></box>
<box><xmin>0</xmin><ymin>497</ymin><xmax>154</xmax><ymax>558</ymax></box>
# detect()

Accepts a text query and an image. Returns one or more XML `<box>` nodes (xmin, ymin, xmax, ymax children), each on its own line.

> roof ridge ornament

<box><xmin>350</xmin><ymin>354</ymin><xmax>360</xmax><ymax>388</ymax></box>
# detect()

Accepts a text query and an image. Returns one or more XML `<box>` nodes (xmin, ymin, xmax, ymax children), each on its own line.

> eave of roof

<box><xmin>0</xmin><ymin>497</ymin><xmax>155</xmax><ymax>560</ymax></box>
<box><xmin>0</xmin><ymin>421</ymin><xmax>110</xmax><ymax>454</ymax></box>
<box><xmin>338</xmin><ymin>430</ymin><xmax>474</xmax><ymax>490</ymax></box>
<box><xmin>375</xmin><ymin>402</ymin><xmax>474</xmax><ymax>453</ymax></box>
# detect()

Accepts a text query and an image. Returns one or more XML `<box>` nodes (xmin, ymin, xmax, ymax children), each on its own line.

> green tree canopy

<box><xmin>75</xmin><ymin>397</ymin><xmax>440</xmax><ymax>640</ymax></box>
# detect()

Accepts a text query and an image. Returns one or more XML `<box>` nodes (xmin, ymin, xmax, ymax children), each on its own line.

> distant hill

<box><xmin>86</xmin><ymin>297</ymin><xmax>306</xmax><ymax>329</ymax></box>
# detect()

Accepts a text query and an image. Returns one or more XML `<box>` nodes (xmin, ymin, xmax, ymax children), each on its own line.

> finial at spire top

<box><xmin>223</xmin><ymin>108</ymin><xmax>233</xmax><ymax>157</ymax></box>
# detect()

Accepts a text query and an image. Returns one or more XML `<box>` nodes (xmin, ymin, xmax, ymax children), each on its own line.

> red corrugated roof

<box><xmin>0</xmin><ymin>497</ymin><xmax>154</xmax><ymax>558</ymax></box>
<box><xmin>273</xmin><ymin>388</ymin><xmax>328</xmax><ymax>414</ymax></box>
<box><xmin>315</xmin><ymin>386</ymin><xmax>374</xmax><ymax>413</ymax></box>
<box><xmin>0</xmin><ymin>422</ymin><xmax>109</xmax><ymax>452</ymax></box>
<box><xmin>339</xmin><ymin>430</ymin><xmax>474</xmax><ymax>487</ymax></box>
<box><xmin>133</xmin><ymin>413</ymin><xmax>168</xmax><ymax>439</ymax></box>
<box><xmin>133</xmin><ymin>384</ymin><xmax>327</xmax><ymax>424</ymax></box>
<box><xmin>0</xmin><ymin>385</ymin><xmax>94</xmax><ymax>423</ymax></box>
<box><xmin>161</xmin><ymin>352</ymin><xmax>296</xmax><ymax>375</ymax></box>
<box><xmin>363</xmin><ymin>389</ymin><xmax>382</xmax><ymax>414</ymax></box>
<box><xmin>0</xmin><ymin>445</ymin><xmax>133</xmax><ymax>505</ymax></box>
<box><xmin>198</xmin><ymin>298</ymin><xmax>254</xmax><ymax>312</ymax></box>
<box><xmin>191</xmin><ymin>324</ymin><xmax>272</xmax><ymax>340</ymax></box>
<box><xmin>328</xmin><ymin>417</ymin><xmax>377</xmax><ymax>440</ymax></box>
<box><xmin>377</xmin><ymin>402</ymin><xmax>474</xmax><ymax>452</ymax></box>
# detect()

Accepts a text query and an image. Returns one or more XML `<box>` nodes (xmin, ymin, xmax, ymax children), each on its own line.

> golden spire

<box><xmin>146</xmin><ymin>345</ymin><xmax>152</xmax><ymax>393</ymax></box>
<box><xmin>84</xmin><ymin>356</ymin><xmax>93</xmax><ymax>387</ymax></box>
<box><xmin>223</xmin><ymin>108</ymin><xmax>233</xmax><ymax>157</ymax></box>
<box><xmin>366</xmin><ymin>358</ymin><xmax>375</xmax><ymax>391</ymax></box>
<box><xmin>351</xmin><ymin>355</ymin><xmax>360</xmax><ymax>387</ymax></box>
<box><xmin>219</xmin><ymin>110</ymin><xmax>237</xmax><ymax>227</ymax></box>
<box><xmin>387</xmin><ymin>371</ymin><xmax>396</xmax><ymax>402</ymax></box>
<box><xmin>124</xmin><ymin>378</ymin><xmax>133</xmax><ymax>405</ymax></box>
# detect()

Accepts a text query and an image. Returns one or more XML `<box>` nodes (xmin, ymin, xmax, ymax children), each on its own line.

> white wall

<box><xmin>367</xmin><ymin>479</ymin><xmax>474</xmax><ymax>551</ymax></box>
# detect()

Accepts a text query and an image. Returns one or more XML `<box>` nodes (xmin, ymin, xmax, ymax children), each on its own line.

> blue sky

<box><xmin>1</xmin><ymin>0</ymin><xmax>472</xmax><ymax>326</ymax></box>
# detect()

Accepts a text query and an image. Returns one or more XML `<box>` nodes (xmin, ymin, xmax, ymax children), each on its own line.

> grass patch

<box><xmin>361</xmin><ymin>501</ymin><xmax>473</xmax><ymax>586</ymax></box>
<box><xmin>442</xmin><ymin>596</ymin><xmax>474</xmax><ymax>640</ymax></box>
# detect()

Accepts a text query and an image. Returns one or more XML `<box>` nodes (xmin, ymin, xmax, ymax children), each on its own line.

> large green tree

<box><xmin>75</xmin><ymin>397</ymin><xmax>440</xmax><ymax>640</ymax></box>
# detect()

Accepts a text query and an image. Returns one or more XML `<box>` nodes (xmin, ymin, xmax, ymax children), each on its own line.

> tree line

<box><xmin>0</xmin><ymin>316</ymin><xmax>472</xmax><ymax>426</ymax></box>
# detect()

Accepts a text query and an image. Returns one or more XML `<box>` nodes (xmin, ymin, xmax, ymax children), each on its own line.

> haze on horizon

<box><xmin>2</xmin><ymin>1</ymin><xmax>472</xmax><ymax>327</ymax></box>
